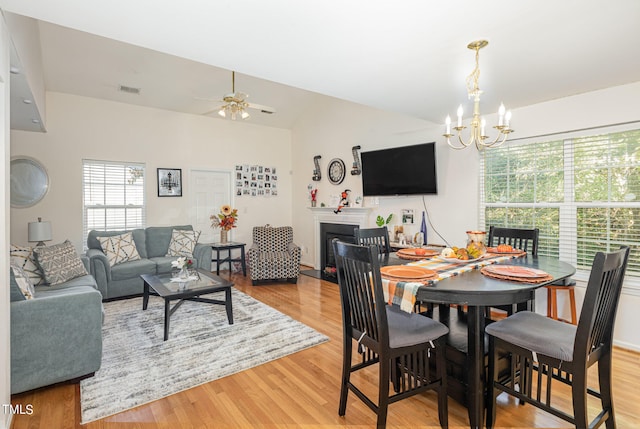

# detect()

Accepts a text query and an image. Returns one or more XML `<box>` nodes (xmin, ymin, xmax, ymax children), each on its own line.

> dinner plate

<box><xmin>438</xmin><ymin>255</ymin><xmax>484</xmax><ymax>264</ymax></box>
<box><xmin>380</xmin><ymin>265</ymin><xmax>437</xmax><ymax>281</ymax></box>
<box><xmin>482</xmin><ymin>265</ymin><xmax>548</xmax><ymax>278</ymax></box>
<box><xmin>486</xmin><ymin>247</ymin><xmax>524</xmax><ymax>254</ymax></box>
<box><xmin>396</xmin><ymin>248</ymin><xmax>439</xmax><ymax>260</ymax></box>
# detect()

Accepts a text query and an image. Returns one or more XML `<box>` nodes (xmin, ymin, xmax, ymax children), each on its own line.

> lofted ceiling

<box><xmin>2</xmin><ymin>0</ymin><xmax>640</xmax><ymax>133</ymax></box>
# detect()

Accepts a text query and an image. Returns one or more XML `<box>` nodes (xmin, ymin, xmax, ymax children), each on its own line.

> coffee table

<box><xmin>141</xmin><ymin>269</ymin><xmax>234</xmax><ymax>341</ymax></box>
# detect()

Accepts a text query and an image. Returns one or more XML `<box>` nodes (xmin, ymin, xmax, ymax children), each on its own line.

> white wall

<box><xmin>9</xmin><ymin>92</ymin><xmax>293</xmax><ymax>250</ymax></box>
<box><xmin>291</xmin><ymin>82</ymin><xmax>640</xmax><ymax>351</ymax></box>
<box><xmin>0</xmin><ymin>13</ymin><xmax>12</xmax><ymax>429</ymax></box>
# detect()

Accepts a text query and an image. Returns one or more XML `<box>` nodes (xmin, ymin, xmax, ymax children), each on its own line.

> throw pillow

<box><xmin>10</xmin><ymin>244</ymin><xmax>45</xmax><ymax>286</ymax></box>
<box><xmin>98</xmin><ymin>232</ymin><xmax>141</xmax><ymax>266</ymax></box>
<box><xmin>10</xmin><ymin>264</ymin><xmax>35</xmax><ymax>300</ymax></box>
<box><xmin>166</xmin><ymin>229</ymin><xmax>201</xmax><ymax>258</ymax></box>
<box><xmin>33</xmin><ymin>240</ymin><xmax>88</xmax><ymax>286</ymax></box>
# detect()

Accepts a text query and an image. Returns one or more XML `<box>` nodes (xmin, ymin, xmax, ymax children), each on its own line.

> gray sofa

<box><xmin>86</xmin><ymin>225</ymin><xmax>212</xmax><ymax>300</ymax></box>
<box><xmin>10</xmin><ymin>258</ymin><xmax>103</xmax><ymax>394</ymax></box>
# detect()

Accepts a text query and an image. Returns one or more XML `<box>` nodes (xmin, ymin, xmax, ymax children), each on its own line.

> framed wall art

<box><xmin>157</xmin><ymin>168</ymin><xmax>182</xmax><ymax>197</ymax></box>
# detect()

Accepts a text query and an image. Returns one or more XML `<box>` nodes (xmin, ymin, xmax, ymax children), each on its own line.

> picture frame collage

<box><xmin>235</xmin><ymin>165</ymin><xmax>278</xmax><ymax>197</ymax></box>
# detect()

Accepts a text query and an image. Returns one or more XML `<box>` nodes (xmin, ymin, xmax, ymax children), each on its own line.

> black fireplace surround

<box><xmin>301</xmin><ymin>222</ymin><xmax>358</xmax><ymax>283</ymax></box>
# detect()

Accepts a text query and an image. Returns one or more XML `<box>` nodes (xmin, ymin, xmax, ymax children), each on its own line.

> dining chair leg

<box><xmin>486</xmin><ymin>336</ymin><xmax>498</xmax><ymax>429</ymax></box>
<box><xmin>597</xmin><ymin>347</ymin><xmax>616</xmax><ymax>429</ymax></box>
<box><xmin>435</xmin><ymin>340</ymin><xmax>448</xmax><ymax>428</ymax></box>
<box><xmin>338</xmin><ymin>340</ymin><xmax>352</xmax><ymax>416</ymax></box>
<box><xmin>546</xmin><ymin>287</ymin><xmax>553</xmax><ymax>318</ymax></box>
<box><xmin>377</xmin><ymin>358</ymin><xmax>390</xmax><ymax>429</ymax></box>
<box><xmin>571</xmin><ymin>368</ymin><xmax>589</xmax><ymax>429</ymax></box>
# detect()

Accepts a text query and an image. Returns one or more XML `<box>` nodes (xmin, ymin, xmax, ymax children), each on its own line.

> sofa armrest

<box><xmin>288</xmin><ymin>242</ymin><xmax>302</xmax><ymax>263</ymax></box>
<box><xmin>10</xmin><ymin>287</ymin><xmax>103</xmax><ymax>394</ymax></box>
<box><xmin>193</xmin><ymin>243</ymin><xmax>212</xmax><ymax>271</ymax></box>
<box><xmin>86</xmin><ymin>248</ymin><xmax>110</xmax><ymax>297</ymax></box>
<box><xmin>247</xmin><ymin>243</ymin><xmax>260</xmax><ymax>265</ymax></box>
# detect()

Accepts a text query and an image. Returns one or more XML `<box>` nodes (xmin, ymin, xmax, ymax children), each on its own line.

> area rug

<box><xmin>80</xmin><ymin>288</ymin><xmax>329</xmax><ymax>423</ymax></box>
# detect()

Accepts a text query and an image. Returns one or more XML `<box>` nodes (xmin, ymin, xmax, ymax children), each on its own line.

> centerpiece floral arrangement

<box><xmin>171</xmin><ymin>256</ymin><xmax>193</xmax><ymax>270</ymax></box>
<box><xmin>211</xmin><ymin>204</ymin><xmax>239</xmax><ymax>231</ymax></box>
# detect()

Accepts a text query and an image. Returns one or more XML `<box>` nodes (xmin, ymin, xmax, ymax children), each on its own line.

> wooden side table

<box><xmin>206</xmin><ymin>241</ymin><xmax>247</xmax><ymax>276</ymax></box>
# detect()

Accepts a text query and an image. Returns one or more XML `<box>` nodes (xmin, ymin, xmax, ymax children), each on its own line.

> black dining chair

<box><xmin>488</xmin><ymin>226</ymin><xmax>578</xmax><ymax>323</ymax></box>
<box><xmin>487</xmin><ymin>225</ymin><xmax>539</xmax><ymax>255</ymax></box>
<box><xmin>332</xmin><ymin>239</ymin><xmax>449</xmax><ymax>429</ymax></box>
<box><xmin>354</xmin><ymin>226</ymin><xmax>391</xmax><ymax>256</ymax></box>
<box><xmin>486</xmin><ymin>226</ymin><xmax>540</xmax><ymax>318</ymax></box>
<box><xmin>486</xmin><ymin>246</ymin><xmax>630</xmax><ymax>429</ymax></box>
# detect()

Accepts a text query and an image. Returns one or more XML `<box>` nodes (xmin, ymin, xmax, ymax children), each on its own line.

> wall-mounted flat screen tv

<box><xmin>361</xmin><ymin>142</ymin><xmax>438</xmax><ymax>196</ymax></box>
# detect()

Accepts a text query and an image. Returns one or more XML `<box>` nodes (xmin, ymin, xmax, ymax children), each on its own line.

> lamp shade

<box><xmin>28</xmin><ymin>219</ymin><xmax>52</xmax><ymax>244</ymax></box>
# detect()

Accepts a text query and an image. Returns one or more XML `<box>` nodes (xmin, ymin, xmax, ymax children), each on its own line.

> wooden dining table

<box><xmin>382</xmin><ymin>252</ymin><xmax>575</xmax><ymax>429</ymax></box>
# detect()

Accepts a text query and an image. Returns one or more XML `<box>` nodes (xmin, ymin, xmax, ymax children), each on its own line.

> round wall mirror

<box><xmin>10</xmin><ymin>156</ymin><xmax>50</xmax><ymax>208</ymax></box>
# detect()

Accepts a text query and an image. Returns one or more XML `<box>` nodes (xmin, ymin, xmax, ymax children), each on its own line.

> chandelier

<box><xmin>444</xmin><ymin>40</ymin><xmax>513</xmax><ymax>150</ymax></box>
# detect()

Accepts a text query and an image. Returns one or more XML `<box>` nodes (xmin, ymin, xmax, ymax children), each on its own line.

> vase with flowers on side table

<box><xmin>209</xmin><ymin>204</ymin><xmax>244</xmax><ymax>275</ymax></box>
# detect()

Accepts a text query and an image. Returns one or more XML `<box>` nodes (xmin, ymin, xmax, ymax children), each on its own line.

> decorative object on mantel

<box><xmin>350</xmin><ymin>145</ymin><xmax>361</xmax><ymax>175</ymax></box>
<box><xmin>334</xmin><ymin>189</ymin><xmax>351</xmax><ymax>214</ymax></box>
<box><xmin>308</xmin><ymin>185</ymin><xmax>318</xmax><ymax>207</ymax></box>
<box><xmin>28</xmin><ymin>217</ymin><xmax>52</xmax><ymax>246</ymax></box>
<box><xmin>235</xmin><ymin>165</ymin><xmax>278</xmax><ymax>197</ymax></box>
<box><xmin>312</xmin><ymin>155</ymin><xmax>322</xmax><ymax>181</ymax></box>
<box><xmin>443</xmin><ymin>40</ymin><xmax>514</xmax><ymax>150</ymax></box>
<box><xmin>157</xmin><ymin>168</ymin><xmax>182</xmax><ymax>197</ymax></box>
<box><xmin>211</xmin><ymin>205</ymin><xmax>238</xmax><ymax>243</ymax></box>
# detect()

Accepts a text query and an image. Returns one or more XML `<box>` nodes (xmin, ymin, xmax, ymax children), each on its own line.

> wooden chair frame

<box><xmin>333</xmin><ymin>239</ymin><xmax>448</xmax><ymax>428</ymax></box>
<box><xmin>486</xmin><ymin>246</ymin><xmax>630</xmax><ymax>428</ymax></box>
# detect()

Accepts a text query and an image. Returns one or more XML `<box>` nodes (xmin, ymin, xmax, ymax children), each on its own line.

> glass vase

<box><xmin>466</xmin><ymin>230</ymin><xmax>487</xmax><ymax>257</ymax></box>
<box><xmin>179</xmin><ymin>266</ymin><xmax>189</xmax><ymax>280</ymax></box>
<box><xmin>220</xmin><ymin>229</ymin><xmax>228</xmax><ymax>244</ymax></box>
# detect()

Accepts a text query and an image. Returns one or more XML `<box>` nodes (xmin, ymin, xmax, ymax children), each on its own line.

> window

<box><xmin>481</xmin><ymin>127</ymin><xmax>640</xmax><ymax>286</ymax></box>
<box><xmin>82</xmin><ymin>160</ymin><xmax>145</xmax><ymax>247</ymax></box>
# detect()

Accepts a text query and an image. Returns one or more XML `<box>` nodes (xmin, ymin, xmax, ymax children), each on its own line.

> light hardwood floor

<box><xmin>10</xmin><ymin>269</ymin><xmax>640</xmax><ymax>428</ymax></box>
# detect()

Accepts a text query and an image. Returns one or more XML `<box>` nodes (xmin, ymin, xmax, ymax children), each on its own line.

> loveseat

<box><xmin>86</xmin><ymin>225</ymin><xmax>212</xmax><ymax>300</ymax></box>
<box><xmin>10</xmin><ymin>257</ymin><xmax>103</xmax><ymax>394</ymax></box>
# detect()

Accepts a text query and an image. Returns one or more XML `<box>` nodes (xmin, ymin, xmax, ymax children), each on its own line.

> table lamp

<box><xmin>28</xmin><ymin>217</ymin><xmax>52</xmax><ymax>246</ymax></box>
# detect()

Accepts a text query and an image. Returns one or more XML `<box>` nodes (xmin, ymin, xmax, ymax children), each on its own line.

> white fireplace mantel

<box><xmin>309</xmin><ymin>207</ymin><xmax>372</xmax><ymax>269</ymax></box>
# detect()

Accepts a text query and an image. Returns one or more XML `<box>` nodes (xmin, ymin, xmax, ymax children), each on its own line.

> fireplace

<box><xmin>320</xmin><ymin>223</ymin><xmax>358</xmax><ymax>276</ymax></box>
<box><xmin>300</xmin><ymin>206</ymin><xmax>371</xmax><ymax>283</ymax></box>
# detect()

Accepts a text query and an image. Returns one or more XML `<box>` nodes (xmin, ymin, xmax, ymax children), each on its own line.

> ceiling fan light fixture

<box><xmin>241</xmin><ymin>110</ymin><xmax>250</xmax><ymax>120</ymax></box>
<box><xmin>218</xmin><ymin>108</ymin><xmax>226</xmax><ymax>118</ymax></box>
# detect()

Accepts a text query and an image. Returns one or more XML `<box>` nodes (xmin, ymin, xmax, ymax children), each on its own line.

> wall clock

<box><xmin>327</xmin><ymin>158</ymin><xmax>346</xmax><ymax>185</ymax></box>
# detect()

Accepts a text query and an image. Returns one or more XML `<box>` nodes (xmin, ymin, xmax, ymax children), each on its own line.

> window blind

<box><xmin>82</xmin><ymin>160</ymin><xmax>146</xmax><ymax>248</ymax></box>
<box><xmin>480</xmin><ymin>127</ymin><xmax>640</xmax><ymax>283</ymax></box>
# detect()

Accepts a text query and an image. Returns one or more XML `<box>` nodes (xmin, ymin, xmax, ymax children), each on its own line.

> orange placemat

<box><xmin>480</xmin><ymin>266</ymin><xmax>553</xmax><ymax>283</ymax></box>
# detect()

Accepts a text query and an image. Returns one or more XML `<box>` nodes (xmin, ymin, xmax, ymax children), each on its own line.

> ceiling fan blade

<box><xmin>246</xmin><ymin>102</ymin><xmax>276</xmax><ymax>114</ymax></box>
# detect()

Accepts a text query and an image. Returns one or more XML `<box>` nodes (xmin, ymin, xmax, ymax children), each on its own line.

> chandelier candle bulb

<box><xmin>498</xmin><ymin>103</ymin><xmax>505</xmax><ymax>126</ymax></box>
<box><xmin>481</xmin><ymin>118</ymin><xmax>486</xmax><ymax>136</ymax></box>
<box><xmin>445</xmin><ymin>115</ymin><xmax>452</xmax><ymax>134</ymax></box>
<box><xmin>457</xmin><ymin>105</ymin><xmax>463</xmax><ymax>127</ymax></box>
<box><xmin>505</xmin><ymin>110</ymin><xmax>512</xmax><ymax>127</ymax></box>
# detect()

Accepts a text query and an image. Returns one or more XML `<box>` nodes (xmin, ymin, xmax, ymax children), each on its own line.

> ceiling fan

<box><xmin>203</xmin><ymin>71</ymin><xmax>276</xmax><ymax>120</ymax></box>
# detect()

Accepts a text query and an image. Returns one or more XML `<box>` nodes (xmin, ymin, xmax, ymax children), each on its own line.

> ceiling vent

<box><xmin>118</xmin><ymin>85</ymin><xmax>141</xmax><ymax>95</ymax></box>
